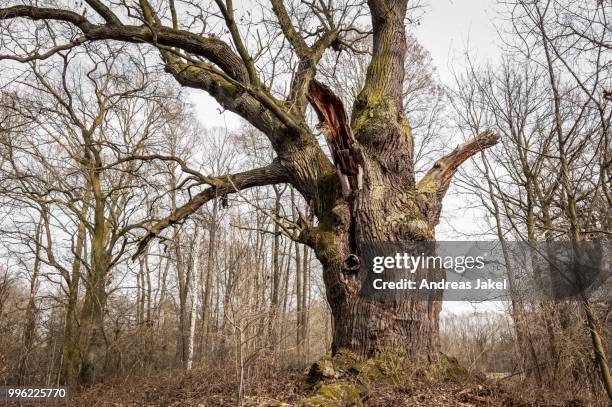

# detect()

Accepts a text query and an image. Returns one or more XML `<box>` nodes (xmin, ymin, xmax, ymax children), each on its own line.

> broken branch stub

<box><xmin>307</xmin><ymin>80</ymin><xmax>363</xmax><ymax>198</ymax></box>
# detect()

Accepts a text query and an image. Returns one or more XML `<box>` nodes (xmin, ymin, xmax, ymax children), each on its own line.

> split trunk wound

<box><xmin>307</xmin><ymin>80</ymin><xmax>365</xmax><ymax>260</ymax></box>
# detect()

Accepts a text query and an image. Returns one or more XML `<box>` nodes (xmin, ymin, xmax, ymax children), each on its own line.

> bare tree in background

<box><xmin>451</xmin><ymin>0</ymin><xmax>611</xmax><ymax>399</ymax></box>
<box><xmin>0</xmin><ymin>45</ymin><xmax>191</xmax><ymax>386</ymax></box>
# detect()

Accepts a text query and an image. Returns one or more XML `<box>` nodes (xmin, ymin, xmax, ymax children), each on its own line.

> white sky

<box><xmin>414</xmin><ymin>0</ymin><xmax>501</xmax><ymax>84</ymax></box>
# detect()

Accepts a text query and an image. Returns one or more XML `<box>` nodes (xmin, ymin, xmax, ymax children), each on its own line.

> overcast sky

<box><xmin>415</xmin><ymin>0</ymin><xmax>501</xmax><ymax>83</ymax></box>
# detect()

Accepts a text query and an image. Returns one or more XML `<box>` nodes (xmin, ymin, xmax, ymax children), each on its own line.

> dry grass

<box><xmin>14</xmin><ymin>351</ymin><xmax>602</xmax><ymax>407</ymax></box>
<box><xmin>9</xmin><ymin>353</ymin><xmax>596</xmax><ymax>407</ymax></box>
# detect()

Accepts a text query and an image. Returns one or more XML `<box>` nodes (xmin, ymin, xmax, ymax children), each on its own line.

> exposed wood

<box><xmin>307</xmin><ymin>80</ymin><xmax>363</xmax><ymax>199</ymax></box>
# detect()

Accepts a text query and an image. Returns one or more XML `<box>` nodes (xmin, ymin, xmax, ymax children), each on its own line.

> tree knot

<box><xmin>342</xmin><ymin>254</ymin><xmax>361</xmax><ymax>273</ymax></box>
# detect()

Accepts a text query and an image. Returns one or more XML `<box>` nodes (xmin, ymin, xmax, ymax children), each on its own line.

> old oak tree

<box><xmin>0</xmin><ymin>0</ymin><xmax>498</xmax><ymax>361</ymax></box>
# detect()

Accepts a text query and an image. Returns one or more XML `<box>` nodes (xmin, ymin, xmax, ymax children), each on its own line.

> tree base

<box><xmin>330</xmin><ymin>298</ymin><xmax>442</xmax><ymax>362</ymax></box>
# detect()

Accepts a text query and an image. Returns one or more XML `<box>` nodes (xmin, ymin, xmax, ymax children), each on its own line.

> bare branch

<box><xmin>133</xmin><ymin>159</ymin><xmax>289</xmax><ymax>258</ymax></box>
<box><xmin>417</xmin><ymin>129</ymin><xmax>500</xmax><ymax>200</ymax></box>
<box><xmin>0</xmin><ymin>37</ymin><xmax>88</xmax><ymax>62</ymax></box>
<box><xmin>83</xmin><ymin>0</ymin><xmax>121</xmax><ymax>25</ymax></box>
<box><xmin>0</xmin><ymin>5</ymin><xmax>249</xmax><ymax>82</ymax></box>
<box><xmin>269</xmin><ymin>0</ymin><xmax>310</xmax><ymax>58</ymax></box>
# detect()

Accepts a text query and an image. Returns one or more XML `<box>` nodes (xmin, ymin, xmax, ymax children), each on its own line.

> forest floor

<box><xmin>23</xmin><ymin>352</ymin><xmax>600</xmax><ymax>406</ymax></box>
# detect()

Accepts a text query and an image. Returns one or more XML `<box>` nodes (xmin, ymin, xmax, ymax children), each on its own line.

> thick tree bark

<box><xmin>302</xmin><ymin>1</ymin><xmax>498</xmax><ymax>359</ymax></box>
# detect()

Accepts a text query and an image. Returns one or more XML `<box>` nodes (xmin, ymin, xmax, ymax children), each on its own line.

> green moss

<box><xmin>400</xmin><ymin>113</ymin><xmax>413</xmax><ymax>144</ymax></box>
<box><xmin>213</xmin><ymin>81</ymin><xmax>238</xmax><ymax>99</ymax></box>
<box><xmin>319</xmin><ymin>349</ymin><xmax>412</xmax><ymax>386</ymax></box>
<box><xmin>303</xmin><ymin>351</ymin><xmax>479</xmax><ymax>406</ymax></box>
<box><xmin>417</xmin><ymin>173</ymin><xmax>438</xmax><ymax>194</ymax></box>
<box><xmin>174</xmin><ymin>61</ymin><xmax>238</xmax><ymax>100</ymax></box>
<box><xmin>422</xmin><ymin>356</ymin><xmax>473</xmax><ymax>384</ymax></box>
<box><xmin>330</xmin><ymin>349</ymin><xmax>360</xmax><ymax>369</ymax></box>
<box><xmin>300</xmin><ymin>382</ymin><xmax>363</xmax><ymax>407</ymax></box>
<box><xmin>176</xmin><ymin>61</ymin><xmax>201</xmax><ymax>74</ymax></box>
<box><xmin>350</xmin><ymin>97</ymin><xmax>394</xmax><ymax>136</ymax></box>
<box><xmin>308</xmin><ymin>358</ymin><xmax>337</xmax><ymax>381</ymax></box>
<box><xmin>311</xmin><ymin>224</ymin><xmax>340</xmax><ymax>265</ymax></box>
<box><xmin>315</xmin><ymin>170</ymin><xmax>340</xmax><ymax>215</ymax></box>
<box><xmin>356</xmin><ymin>349</ymin><xmax>410</xmax><ymax>386</ymax></box>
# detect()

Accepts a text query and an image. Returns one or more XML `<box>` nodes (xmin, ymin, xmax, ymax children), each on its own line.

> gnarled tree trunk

<box><xmin>302</xmin><ymin>1</ymin><xmax>496</xmax><ymax>359</ymax></box>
